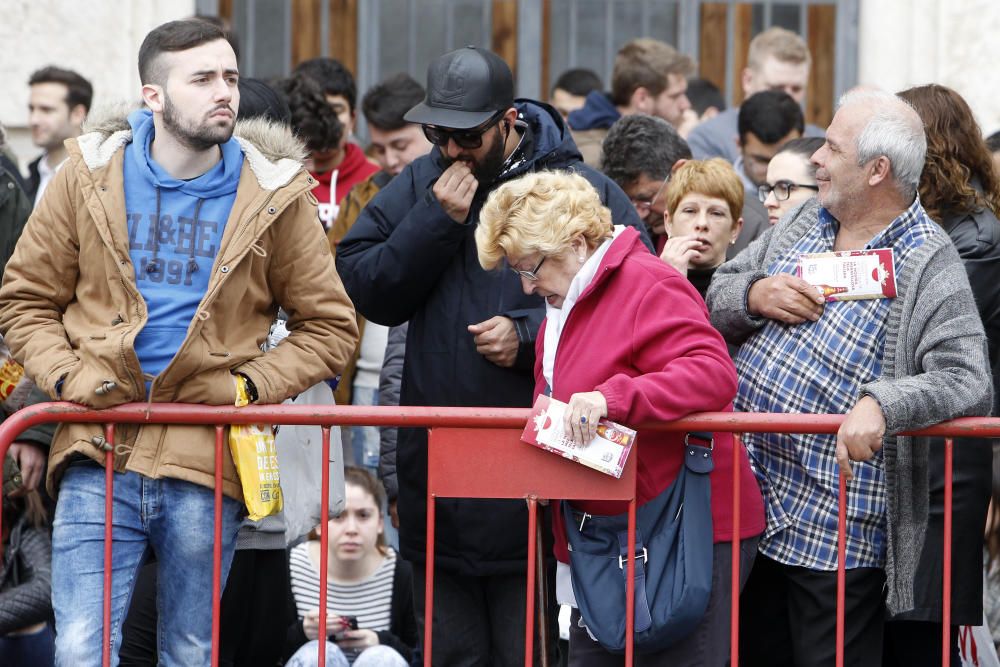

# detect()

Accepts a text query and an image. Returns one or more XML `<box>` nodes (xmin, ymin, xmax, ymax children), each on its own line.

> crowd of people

<box><xmin>2</xmin><ymin>12</ymin><xmax>1000</xmax><ymax>667</ymax></box>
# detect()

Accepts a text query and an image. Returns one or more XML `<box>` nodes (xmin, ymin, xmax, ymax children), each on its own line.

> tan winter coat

<box><xmin>0</xmin><ymin>109</ymin><xmax>359</xmax><ymax>500</ymax></box>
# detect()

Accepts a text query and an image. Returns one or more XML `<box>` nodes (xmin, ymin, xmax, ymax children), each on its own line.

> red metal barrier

<box><xmin>1</xmin><ymin>403</ymin><xmax>998</xmax><ymax>666</ymax></box>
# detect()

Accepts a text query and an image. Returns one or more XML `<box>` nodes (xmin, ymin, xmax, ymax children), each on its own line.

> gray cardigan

<box><xmin>706</xmin><ymin>198</ymin><xmax>993</xmax><ymax>616</ymax></box>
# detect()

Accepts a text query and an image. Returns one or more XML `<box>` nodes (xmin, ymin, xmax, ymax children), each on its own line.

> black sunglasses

<box><xmin>422</xmin><ymin>111</ymin><xmax>505</xmax><ymax>150</ymax></box>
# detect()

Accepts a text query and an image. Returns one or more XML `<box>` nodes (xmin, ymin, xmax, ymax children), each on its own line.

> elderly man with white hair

<box><xmin>707</xmin><ymin>89</ymin><xmax>993</xmax><ymax>666</ymax></box>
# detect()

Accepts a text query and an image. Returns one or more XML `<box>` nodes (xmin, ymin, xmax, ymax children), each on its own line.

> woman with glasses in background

<box><xmin>758</xmin><ymin>137</ymin><xmax>824</xmax><ymax>226</ymax></box>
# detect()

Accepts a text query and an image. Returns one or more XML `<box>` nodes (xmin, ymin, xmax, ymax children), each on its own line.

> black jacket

<box><xmin>25</xmin><ymin>156</ymin><xmax>41</xmax><ymax>205</ymax></box>
<box><xmin>944</xmin><ymin>205</ymin><xmax>1000</xmax><ymax>411</ymax></box>
<box><xmin>0</xmin><ymin>158</ymin><xmax>33</xmax><ymax>284</ymax></box>
<box><xmin>0</xmin><ymin>160</ymin><xmax>54</xmax><ymax>448</ymax></box>
<box><xmin>0</xmin><ymin>515</ymin><xmax>53</xmax><ymax>635</ymax></box>
<box><xmin>336</xmin><ymin>100</ymin><xmax>651</xmax><ymax>575</ymax></box>
<box><xmin>378</xmin><ymin>322</ymin><xmax>408</xmax><ymax>503</ymax></box>
<box><xmin>284</xmin><ymin>555</ymin><xmax>419</xmax><ymax>664</ymax></box>
<box><xmin>892</xmin><ymin>204</ymin><xmax>1000</xmax><ymax>624</ymax></box>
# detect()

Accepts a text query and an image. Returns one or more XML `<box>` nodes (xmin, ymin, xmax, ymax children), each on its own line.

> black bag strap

<box><xmin>684</xmin><ymin>432</ymin><xmax>714</xmax><ymax>475</ymax></box>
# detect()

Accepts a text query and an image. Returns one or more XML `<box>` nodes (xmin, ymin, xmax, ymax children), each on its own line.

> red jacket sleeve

<box><xmin>595</xmin><ymin>275</ymin><xmax>737</xmax><ymax>424</ymax></box>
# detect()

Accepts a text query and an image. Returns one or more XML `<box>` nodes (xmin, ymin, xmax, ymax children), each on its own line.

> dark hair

<box><xmin>361</xmin><ymin>73</ymin><xmax>425</xmax><ymax>131</ymax></box>
<box><xmin>343</xmin><ymin>466</ymin><xmax>388</xmax><ymax>555</ymax></box>
<box><xmin>776</xmin><ymin>136</ymin><xmax>825</xmax><ymax>178</ymax></box>
<box><xmin>738</xmin><ymin>90</ymin><xmax>804</xmax><ymax>144</ymax></box>
<box><xmin>552</xmin><ymin>68</ymin><xmax>603</xmax><ymax>97</ymax></box>
<box><xmin>2</xmin><ymin>486</ymin><xmax>47</xmax><ymax>537</ymax></box>
<box><xmin>988</xmin><ymin>446</ymin><xmax>1000</xmax><ymax>573</ymax></box>
<box><xmin>897</xmin><ymin>84</ymin><xmax>1000</xmax><ymax>220</ymax></box>
<box><xmin>276</xmin><ymin>74</ymin><xmax>343</xmax><ymax>153</ymax></box>
<box><xmin>294</xmin><ymin>58</ymin><xmax>357</xmax><ymax>111</ymax></box>
<box><xmin>138</xmin><ymin>19</ymin><xmax>229</xmax><ymax>85</ymax></box>
<box><xmin>685</xmin><ymin>77</ymin><xmax>725</xmax><ymax>116</ymax></box>
<box><xmin>601</xmin><ymin>114</ymin><xmax>692</xmax><ymax>187</ymax></box>
<box><xmin>193</xmin><ymin>14</ymin><xmax>240</xmax><ymax>60</ymax></box>
<box><xmin>238</xmin><ymin>78</ymin><xmax>291</xmax><ymax>124</ymax></box>
<box><xmin>988</xmin><ymin>130</ymin><xmax>1000</xmax><ymax>154</ymax></box>
<box><xmin>28</xmin><ymin>66</ymin><xmax>93</xmax><ymax>113</ymax></box>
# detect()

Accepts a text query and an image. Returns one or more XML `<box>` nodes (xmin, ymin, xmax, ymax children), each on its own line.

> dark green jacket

<box><xmin>0</xmin><ymin>161</ymin><xmax>54</xmax><ymax>448</ymax></box>
<box><xmin>0</xmin><ymin>161</ymin><xmax>31</xmax><ymax>284</ymax></box>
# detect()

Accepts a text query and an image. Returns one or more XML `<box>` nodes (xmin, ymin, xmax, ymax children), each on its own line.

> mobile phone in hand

<box><xmin>329</xmin><ymin>615</ymin><xmax>359</xmax><ymax>641</ymax></box>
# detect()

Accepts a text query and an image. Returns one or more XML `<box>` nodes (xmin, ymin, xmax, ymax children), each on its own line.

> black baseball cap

<box><xmin>404</xmin><ymin>46</ymin><xmax>514</xmax><ymax>129</ymax></box>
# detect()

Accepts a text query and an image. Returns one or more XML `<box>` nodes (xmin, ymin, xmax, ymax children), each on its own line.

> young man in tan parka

<box><xmin>0</xmin><ymin>19</ymin><xmax>357</xmax><ymax>665</ymax></box>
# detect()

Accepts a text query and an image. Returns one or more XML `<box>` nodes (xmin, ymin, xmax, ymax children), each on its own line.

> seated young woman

<box><xmin>285</xmin><ymin>467</ymin><xmax>418</xmax><ymax>667</ymax></box>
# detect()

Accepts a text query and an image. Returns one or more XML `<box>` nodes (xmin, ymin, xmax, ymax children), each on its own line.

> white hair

<box><xmin>837</xmin><ymin>89</ymin><xmax>926</xmax><ymax>199</ymax></box>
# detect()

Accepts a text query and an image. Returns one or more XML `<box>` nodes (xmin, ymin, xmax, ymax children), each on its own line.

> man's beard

<box><xmin>442</xmin><ymin>125</ymin><xmax>508</xmax><ymax>185</ymax></box>
<box><xmin>162</xmin><ymin>94</ymin><xmax>235</xmax><ymax>152</ymax></box>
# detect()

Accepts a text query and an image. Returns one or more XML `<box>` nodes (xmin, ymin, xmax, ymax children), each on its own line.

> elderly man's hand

<box><xmin>747</xmin><ymin>274</ymin><xmax>825</xmax><ymax>325</ymax></box>
<box><xmin>468</xmin><ymin>316</ymin><xmax>518</xmax><ymax>367</ymax></box>
<box><xmin>835</xmin><ymin>395</ymin><xmax>886</xmax><ymax>482</ymax></box>
<box><xmin>433</xmin><ymin>161</ymin><xmax>478</xmax><ymax>223</ymax></box>
<box><xmin>8</xmin><ymin>442</ymin><xmax>46</xmax><ymax>496</ymax></box>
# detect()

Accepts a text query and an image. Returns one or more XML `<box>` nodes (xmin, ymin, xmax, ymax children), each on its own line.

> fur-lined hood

<box><xmin>77</xmin><ymin>102</ymin><xmax>308</xmax><ymax>191</ymax></box>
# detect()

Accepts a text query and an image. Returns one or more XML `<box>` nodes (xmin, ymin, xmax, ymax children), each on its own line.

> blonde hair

<box><xmin>747</xmin><ymin>27</ymin><xmax>811</xmax><ymax>71</ymax></box>
<box><xmin>476</xmin><ymin>171</ymin><xmax>612</xmax><ymax>271</ymax></box>
<box><xmin>664</xmin><ymin>159</ymin><xmax>745</xmax><ymax>222</ymax></box>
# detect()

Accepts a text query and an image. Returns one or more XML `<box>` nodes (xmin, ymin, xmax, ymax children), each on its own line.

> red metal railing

<box><xmin>0</xmin><ymin>403</ymin><xmax>997</xmax><ymax>667</ymax></box>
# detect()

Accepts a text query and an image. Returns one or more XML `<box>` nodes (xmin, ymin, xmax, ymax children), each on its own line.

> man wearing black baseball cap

<box><xmin>337</xmin><ymin>46</ymin><xmax>650</xmax><ymax>664</ymax></box>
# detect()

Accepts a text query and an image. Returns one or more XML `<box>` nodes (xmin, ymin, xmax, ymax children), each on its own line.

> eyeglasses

<box><xmin>509</xmin><ymin>255</ymin><xmax>546</xmax><ymax>281</ymax></box>
<box><xmin>758</xmin><ymin>180</ymin><xmax>820</xmax><ymax>203</ymax></box>
<box><xmin>422</xmin><ymin>111</ymin><xmax>505</xmax><ymax>150</ymax></box>
<box><xmin>629</xmin><ymin>173</ymin><xmax>672</xmax><ymax>218</ymax></box>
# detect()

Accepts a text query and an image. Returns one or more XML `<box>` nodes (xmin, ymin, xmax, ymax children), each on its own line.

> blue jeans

<box><xmin>346</xmin><ymin>386</ymin><xmax>381</xmax><ymax>472</ymax></box>
<box><xmin>286</xmin><ymin>640</ymin><xmax>408</xmax><ymax>667</ymax></box>
<box><xmin>51</xmin><ymin>460</ymin><xmax>244</xmax><ymax>667</ymax></box>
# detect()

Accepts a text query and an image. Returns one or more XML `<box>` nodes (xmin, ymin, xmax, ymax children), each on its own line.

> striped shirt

<box><xmin>735</xmin><ymin>199</ymin><xmax>939</xmax><ymax>570</ymax></box>
<box><xmin>289</xmin><ymin>542</ymin><xmax>397</xmax><ymax>662</ymax></box>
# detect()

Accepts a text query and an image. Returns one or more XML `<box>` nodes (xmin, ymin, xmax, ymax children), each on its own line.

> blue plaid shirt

<box><xmin>735</xmin><ymin>199</ymin><xmax>939</xmax><ymax>570</ymax></box>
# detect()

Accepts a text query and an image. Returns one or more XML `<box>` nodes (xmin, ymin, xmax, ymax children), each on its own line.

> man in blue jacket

<box><xmin>336</xmin><ymin>46</ymin><xmax>650</xmax><ymax>665</ymax></box>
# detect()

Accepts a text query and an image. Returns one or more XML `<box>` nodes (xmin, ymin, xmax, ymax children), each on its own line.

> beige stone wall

<box><xmin>1</xmin><ymin>0</ymin><xmax>196</xmax><ymax>172</ymax></box>
<box><xmin>859</xmin><ymin>0</ymin><xmax>1000</xmax><ymax>136</ymax></box>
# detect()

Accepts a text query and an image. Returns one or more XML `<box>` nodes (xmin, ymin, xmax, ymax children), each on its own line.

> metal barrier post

<box><xmin>525</xmin><ymin>497</ymin><xmax>538</xmax><ymax>665</ymax></box>
<box><xmin>625</xmin><ymin>498</ymin><xmax>637</xmax><ymax>663</ymax></box>
<box><xmin>102</xmin><ymin>424</ymin><xmax>115</xmax><ymax>667</ymax></box>
<box><xmin>731</xmin><ymin>435</ymin><xmax>743</xmax><ymax>667</ymax></box>
<box><xmin>943</xmin><ymin>437</ymin><xmax>954</xmax><ymax>664</ymax></box>
<box><xmin>836</xmin><ymin>469</ymin><xmax>847</xmax><ymax>667</ymax></box>
<box><xmin>212</xmin><ymin>425</ymin><xmax>225</xmax><ymax>667</ymax></box>
<box><xmin>318</xmin><ymin>426</ymin><xmax>332</xmax><ymax>666</ymax></box>
<box><xmin>424</xmin><ymin>483</ymin><xmax>436</xmax><ymax>667</ymax></box>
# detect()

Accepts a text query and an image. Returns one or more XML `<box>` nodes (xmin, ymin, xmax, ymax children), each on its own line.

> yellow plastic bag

<box><xmin>229</xmin><ymin>375</ymin><xmax>283</xmax><ymax>520</ymax></box>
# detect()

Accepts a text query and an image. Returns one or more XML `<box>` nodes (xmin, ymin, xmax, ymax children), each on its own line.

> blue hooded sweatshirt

<box><xmin>566</xmin><ymin>90</ymin><xmax>621</xmax><ymax>131</ymax></box>
<box><xmin>123</xmin><ymin>109</ymin><xmax>244</xmax><ymax>384</ymax></box>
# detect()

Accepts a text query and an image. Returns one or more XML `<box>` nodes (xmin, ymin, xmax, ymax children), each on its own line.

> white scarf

<box><xmin>542</xmin><ymin>226</ymin><xmax>626</xmax><ymax>392</ymax></box>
